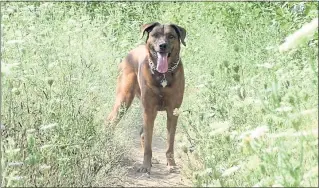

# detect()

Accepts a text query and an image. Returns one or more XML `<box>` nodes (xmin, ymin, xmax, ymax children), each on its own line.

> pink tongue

<box><xmin>156</xmin><ymin>53</ymin><xmax>168</xmax><ymax>73</ymax></box>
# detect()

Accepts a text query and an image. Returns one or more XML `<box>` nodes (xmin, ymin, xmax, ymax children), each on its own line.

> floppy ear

<box><xmin>140</xmin><ymin>22</ymin><xmax>160</xmax><ymax>40</ymax></box>
<box><xmin>171</xmin><ymin>24</ymin><xmax>187</xmax><ymax>46</ymax></box>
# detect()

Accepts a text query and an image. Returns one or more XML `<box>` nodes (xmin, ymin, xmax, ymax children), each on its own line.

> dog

<box><xmin>107</xmin><ymin>22</ymin><xmax>186</xmax><ymax>174</ymax></box>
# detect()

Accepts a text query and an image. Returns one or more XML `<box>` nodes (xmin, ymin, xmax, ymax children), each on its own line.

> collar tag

<box><xmin>161</xmin><ymin>79</ymin><xmax>168</xmax><ymax>87</ymax></box>
<box><xmin>161</xmin><ymin>74</ymin><xmax>168</xmax><ymax>87</ymax></box>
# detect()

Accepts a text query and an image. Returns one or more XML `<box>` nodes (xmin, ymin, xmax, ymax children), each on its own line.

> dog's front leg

<box><xmin>137</xmin><ymin>93</ymin><xmax>158</xmax><ymax>174</ymax></box>
<box><xmin>166</xmin><ymin>108</ymin><xmax>178</xmax><ymax>167</ymax></box>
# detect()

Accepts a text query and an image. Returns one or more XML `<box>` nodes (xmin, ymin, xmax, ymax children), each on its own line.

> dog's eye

<box><xmin>169</xmin><ymin>35</ymin><xmax>175</xmax><ymax>39</ymax></box>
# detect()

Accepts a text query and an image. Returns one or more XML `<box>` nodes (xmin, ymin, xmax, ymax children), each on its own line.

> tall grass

<box><xmin>1</xmin><ymin>2</ymin><xmax>134</xmax><ymax>186</ymax></box>
<box><xmin>1</xmin><ymin>2</ymin><xmax>318</xmax><ymax>187</ymax></box>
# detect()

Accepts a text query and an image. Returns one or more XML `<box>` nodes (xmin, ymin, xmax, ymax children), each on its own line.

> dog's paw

<box><xmin>166</xmin><ymin>157</ymin><xmax>176</xmax><ymax>166</ymax></box>
<box><xmin>137</xmin><ymin>165</ymin><xmax>151</xmax><ymax>175</ymax></box>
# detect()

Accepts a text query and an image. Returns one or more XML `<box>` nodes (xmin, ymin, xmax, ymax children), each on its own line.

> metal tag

<box><xmin>161</xmin><ymin>79</ymin><xmax>167</xmax><ymax>87</ymax></box>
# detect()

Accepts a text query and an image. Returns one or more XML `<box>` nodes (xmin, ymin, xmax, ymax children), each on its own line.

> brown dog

<box><xmin>107</xmin><ymin>22</ymin><xmax>186</xmax><ymax>174</ymax></box>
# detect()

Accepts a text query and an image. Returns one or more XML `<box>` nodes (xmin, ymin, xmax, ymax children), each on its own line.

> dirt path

<box><xmin>121</xmin><ymin>127</ymin><xmax>192</xmax><ymax>187</ymax></box>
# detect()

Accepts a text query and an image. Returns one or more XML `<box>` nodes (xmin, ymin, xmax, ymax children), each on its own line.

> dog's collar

<box><xmin>148</xmin><ymin>57</ymin><xmax>180</xmax><ymax>87</ymax></box>
<box><xmin>148</xmin><ymin>57</ymin><xmax>181</xmax><ymax>75</ymax></box>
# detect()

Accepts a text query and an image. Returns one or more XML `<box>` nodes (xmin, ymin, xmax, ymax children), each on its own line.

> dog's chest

<box><xmin>152</xmin><ymin>72</ymin><xmax>174</xmax><ymax>88</ymax></box>
<box><xmin>154</xmin><ymin>74</ymin><xmax>176</xmax><ymax>111</ymax></box>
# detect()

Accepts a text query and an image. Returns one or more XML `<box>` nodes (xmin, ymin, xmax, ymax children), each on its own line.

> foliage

<box><xmin>1</xmin><ymin>2</ymin><xmax>318</xmax><ymax>187</ymax></box>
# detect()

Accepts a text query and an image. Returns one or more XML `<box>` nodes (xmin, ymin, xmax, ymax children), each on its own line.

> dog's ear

<box><xmin>170</xmin><ymin>24</ymin><xmax>187</xmax><ymax>46</ymax></box>
<box><xmin>140</xmin><ymin>22</ymin><xmax>160</xmax><ymax>40</ymax></box>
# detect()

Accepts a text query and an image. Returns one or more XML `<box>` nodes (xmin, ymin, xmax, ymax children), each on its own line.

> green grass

<box><xmin>1</xmin><ymin>2</ymin><xmax>318</xmax><ymax>187</ymax></box>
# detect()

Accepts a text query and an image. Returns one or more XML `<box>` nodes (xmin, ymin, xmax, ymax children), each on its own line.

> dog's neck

<box><xmin>147</xmin><ymin>53</ymin><xmax>180</xmax><ymax>88</ymax></box>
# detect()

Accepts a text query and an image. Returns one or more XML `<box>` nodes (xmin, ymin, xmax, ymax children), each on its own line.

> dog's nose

<box><xmin>159</xmin><ymin>43</ymin><xmax>167</xmax><ymax>50</ymax></box>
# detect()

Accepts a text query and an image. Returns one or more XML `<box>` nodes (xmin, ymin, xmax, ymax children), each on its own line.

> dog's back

<box><xmin>107</xmin><ymin>45</ymin><xmax>148</xmax><ymax>122</ymax></box>
<box><xmin>119</xmin><ymin>45</ymin><xmax>148</xmax><ymax>74</ymax></box>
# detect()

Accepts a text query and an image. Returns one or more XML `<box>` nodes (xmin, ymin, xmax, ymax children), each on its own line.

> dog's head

<box><xmin>141</xmin><ymin>22</ymin><xmax>186</xmax><ymax>73</ymax></box>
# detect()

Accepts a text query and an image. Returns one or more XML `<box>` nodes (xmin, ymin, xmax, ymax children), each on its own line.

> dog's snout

<box><xmin>159</xmin><ymin>43</ymin><xmax>167</xmax><ymax>50</ymax></box>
